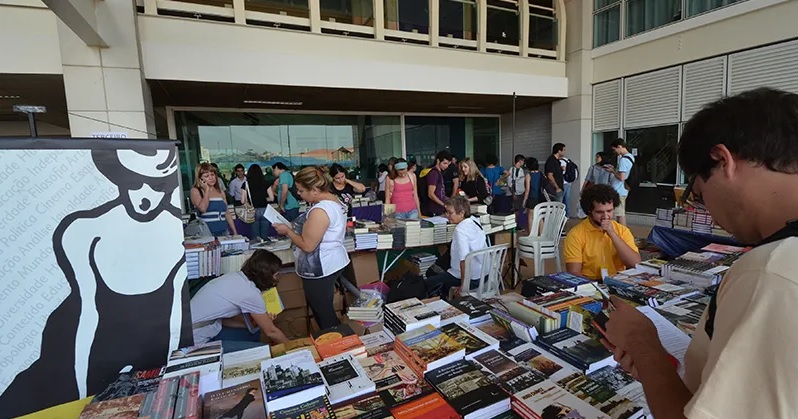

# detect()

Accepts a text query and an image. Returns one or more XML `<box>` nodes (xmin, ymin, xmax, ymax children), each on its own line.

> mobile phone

<box><xmin>591</xmin><ymin>311</ymin><xmax>610</xmax><ymax>338</ymax></box>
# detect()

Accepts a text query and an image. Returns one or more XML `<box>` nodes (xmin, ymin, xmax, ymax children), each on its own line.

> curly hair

<box><xmin>580</xmin><ymin>184</ymin><xmax>620</xmax><ymax>214</ymax></box>
<box><xmin>241</xmin><ymin>249</ymin><xmax>282</xmax><ymax>291</ymax></box>
<box><xmin>445</xmin><ymin>195</ymin><xmax>472</xmax><ymax>218</ymax></box>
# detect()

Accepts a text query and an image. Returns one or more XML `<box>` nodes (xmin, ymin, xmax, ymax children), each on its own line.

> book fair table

<box><xmin>647</xmin><ymin>226</ymin><xmax>743</xmax><ymax>258</ymax></box>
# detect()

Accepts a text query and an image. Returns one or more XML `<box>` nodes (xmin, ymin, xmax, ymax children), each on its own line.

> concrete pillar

<box><xmin>551</xmin><ymin>0</ymin><xmax>593</xmax><ymax>217</ymax></box>
<box><xmin>56</xmin><ymin>0</ymin><xmax>155</xmax><ymax>139</ymax></box>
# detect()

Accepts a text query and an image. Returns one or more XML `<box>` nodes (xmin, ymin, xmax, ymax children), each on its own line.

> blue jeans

<box><xmin>395</xmin><ymin>209</ymin><xmax>419</xmax><ymax>220</ymax></box>
<box><xmin>210</xmin><ymin>326</ymin><xmax>265</xmax><ymax>353</ymax></box>
<box><xmin>283</xmin><ymin>207</ymin><xmax>300</xmax><ymax>222</ymax></box>
<box><xmin>563</xmin><ymin>183</ymin><xmax>572</xmax><ymax>217</ymax></box>
<box><xmin>250</xmin><ymin>207</ymin><xmax>272</xmax><ymax>240</ymax></box>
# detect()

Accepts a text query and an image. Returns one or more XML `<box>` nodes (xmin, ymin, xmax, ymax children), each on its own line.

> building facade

<box><xmin>1</xmin><ymin>0</ymin><xmax>797</xmax><ymax>216</ymax></box>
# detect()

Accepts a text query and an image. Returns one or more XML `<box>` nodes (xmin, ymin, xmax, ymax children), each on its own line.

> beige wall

<box><xmin>137</xmin><ymin>15</ymin><xmax>568</xmax><ymax>98</ymax></box>
<box><xmin>592</xmin><ymin>0</ymin><xmax>798</xmax><ymax>83</ymax></box>
<box><xmin>0</xmin><ymin>4</ymin><xmax>62</xmax><ymax>74</ymax></box>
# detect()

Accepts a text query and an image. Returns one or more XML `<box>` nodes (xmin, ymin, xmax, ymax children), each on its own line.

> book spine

<box><xmin>173</xmin><ymin>374</ymin><xmax>189</xmax><ymax>419</ymax></box>
<box><xmin>150</xmin><ymin>376</ymin><xmax>180</xmax><ymax>419</ymax></box>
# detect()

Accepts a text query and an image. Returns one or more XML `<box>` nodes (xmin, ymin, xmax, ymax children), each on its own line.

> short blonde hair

<box><xmin>294</xmin><ymin>166</ymin><xmax>331</xmax><ymax>192</ymax></box>
<box><xmin>193</xmin><ymin>163</ymin><xmax>221</xmax><ymax>192</ymax></box>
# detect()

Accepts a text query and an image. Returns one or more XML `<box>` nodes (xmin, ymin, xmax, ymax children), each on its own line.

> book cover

<box><xmin>203</xmin><ymin>379</ymin><xmax>266</xmax><ymax>419</ymax></box>
<box><xmin>313</xmin><ymin>324</ymin><xmax>365</xmax><ymax>360</ymax></box>
<box><xmin>269</xmin><ymin>395</ymin><xmax>336</xmax><ymax>419</ymax></box>
<box><xmin>536</xmin><ymin>329</ymin><xmax>615</xmax><ymax>374</ymax></box>
<box><xmin>78</xmin><ymin>393</ymin><xmax>145</xmax><ymax>419</ymax></box>
<box><xmin>169</xmin><ymin>341</ymin><xmax>223</xmax><ymax>362</ymax></box>
<box><xmin>440</xmin><ymin>322</ymin><xmax>498</xmax><ymax>359</ymax></box>
<box><xmin>174</xmin><ymin>372</ymin><xmax>201</xmax><ymax>419</ymax></box>
<box><xmin>359</xmin><ymin>350</ymin><xmax>432</xmax><ymax>407</ymax></box>
<box><xmin>472</xmin><ymin>350</ymin><xmax>546</xmax><ymax>394</ymax></box>
<box><xmin>397</xmin><ymin>326</ymin><xmax>464</xmax><ymax>368</ymax></box>
<box><xmin>424</xmin><ymin>360</ymin><xmax>507</xmax><ymax>417</ymax></box>
<box><xmin>91</xmin><ymin>366</ymin><xmax>165</xmax><ymax>403</ymax></box>
<box><xmin>360</xmin><ymin>331</ymin><xmax>395</xmax><ymax>357</ymax></box>
<box><xmin>450</xmin><ymin>295</ymin><xmax>491</xmax><ymax>321</ymax></box>
<box><xmin>319</xmin><ymin>354</ymin><xmax>376</xmax><ymax>405</ymax></box>
<box><xmin>426</xmin><ymin>299</ymin><xmax>469</xmax><ymax>326</ymax></box>
<box><xmin>511</xmin><ymin>346</ymin><xmax>570</xmax><ymax>379</ymax></box>
<box><xmin>261</xmin><ymin>350</ymin><xmax>325</xmax><ymax>401</ymax></box>
<box><xmin>223</xmin><ymin>346</ymin><xmax>272</xmax><ymax>388</ymax></box>
<box><xmin>556</xmin><ymin>373</ymin><xmax>644</xmax><ymax>419</ymax></box>
<box><xmin>389</xmin><ymin>393</ymin><xmax>459</xmax><ymax>419</ymax></box>
<box><xmin>262</xmin><ymin>287</ymin><xmax>285</xmax><ymax>316</ymax></box>
<box><xmin>333</xmin><ymin>394</ymin><xmax>392</xmax><ymax>419</ymax></box>
<box><xmin>271</xmin><ymin>338</ymin><xmax>322</xmax><ymax>362</ymax></box>
<box><xmin>150</xmin><ymin>376</ymin><xmax>180</xmax><ymax>419</ymax></box>
<box><xmin>513</xmin><ymin>380</ymin><xmax>606</xmax><ymax>419</ymax></box>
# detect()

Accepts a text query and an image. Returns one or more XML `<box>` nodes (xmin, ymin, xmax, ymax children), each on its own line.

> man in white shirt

<box><xmin>608</xmin><ymin>139</ymin><xmax>634</xmax><ymax>226</ymax></box>
<box><xmin>509</xmin><ymin>154</ymin><xmax>527</xmax><ymax>212</ymax></box>
<box><xmin>601</xmin><ymin>88</ymin><xmax>798</xmax><ymax>418</ymax></box>
<box><xmin>228</xmin><ymin>164</ymin><xmax>247</xmax><ymax>205</ymax></box>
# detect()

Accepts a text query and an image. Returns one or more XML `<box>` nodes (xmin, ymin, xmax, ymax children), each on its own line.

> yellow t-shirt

<box><xmin>563</xmin><ymin>218</ymin><xmax>638</xmax><ymax>280</ymax></box>
<box><xmin>682</xmin><ymin>237</ymin><xmax>798</xmax><ymax>418</ymax></box>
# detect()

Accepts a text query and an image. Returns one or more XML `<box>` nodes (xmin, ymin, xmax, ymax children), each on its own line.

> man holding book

<box><xmin>563</xmin><ymin>184</ymin><xmax>641</xmax><ymax>281</ymax></box>
<box><xmin>602</xmin><ymin>88</ymin><xmax>798</xmax><ymax>418</ymax></box>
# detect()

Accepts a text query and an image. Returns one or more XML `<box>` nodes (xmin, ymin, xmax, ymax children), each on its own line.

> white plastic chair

<box><xmin>516</xmin><ymin>202</ymin><xmax>568</xmax><ymax>276</ymax></box>
<box><xmin>458</xmin><ymin>243</ymin><xmax>510</xmax><ymax>300</ymax></box>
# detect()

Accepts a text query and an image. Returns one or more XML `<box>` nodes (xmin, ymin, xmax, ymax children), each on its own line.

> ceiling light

<box><xmin>243</xmin><ymin>100</ymin><xmax>303</xmax><ymax>106</ymax></box>
<box><xmin>0</xmin><ymin>95</ymin><xmax>21</xmax><ymax>100</ymax></box>
<box><xmin>447</xmin><ymin>105</ymin><xmax>484</xmax><ymax>110</ymax></box>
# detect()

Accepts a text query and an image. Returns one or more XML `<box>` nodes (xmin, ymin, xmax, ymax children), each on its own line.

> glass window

<box><xmin>487</xmin><ymin>0</ymin><xmax>520</xmax><ymax>48</ymax></box>
<box><xmin>623</xmin><ymin>125</ymin><xmax>679</xmax><ymax>185</ymax></box>
<box><xmin>593</xmin><ymin>2</ymin><xmax>620</xmax><ymax>48</ymax></box>
<box><xmin>686</xmin><ymin>0</ymin><xmax>743</xmax><ymax>17</ymax></box>
<box><xmin>528</xmin><ymin>3</ymin><xmax>556</xmax><ymax>51</ymax></box>
<box><xmin>246</xmin><ymin>0</ymin><xmax>309</xmax><ymax>19</ymax></box>
<box><xmin>626</xmin><ymin>0</ymin><xmax>681</xmax><ymax>37</ymax></box>
<box><xmin>440</xmin><ymin>0</ymin><xmax>477</xmax><ymax>40</ymax></box>
<box><xmin>594</xmin><ymin>0</ymin><xmax>618</xmax><ymax>8</ymax></box>
<box><xmin>320</xmin><ymin>0</ymin><xmax>373</xmax><ymax>26</ymax></box>
<box><xmin>385</xmin><ymin>0</ymin><xmax>429</xmax><ymax>34</ymax></box>
<box><xmin>404</xmin><ymin>116</ymin><xmax>499</xmax><ymax>169</ymax></box>
<box><xmin>175</xmin><ymin>111</ymin><xmax>401</xmax><ymax>201</ymax></box>
<box><xmin>592</xmin><ymin>131</ymin><xmax>618</xmax><ymax>156</ymax></box>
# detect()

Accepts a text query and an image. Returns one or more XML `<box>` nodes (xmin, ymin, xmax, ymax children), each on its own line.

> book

<box><xmin>425</xmin><ymin>299</ymin><xmax>469</xmax><ymax>326</ymax></box>
<box><xmin>360</xmin><ymin>331</ymin><xmax>395</xmax><ymax>357</ymax></box>
<box><xmin>389</xmin><ymin>393</ymin><xmax>460</xmax><ymax>419</ymax></box>
<box><xmin>149</xmin><ymin>376</ymin><xmax>180</xmax><ymax>419</ymax></box>
<box><xmin>203</xmin><ymin>379</ymin><xmax>266</xmax><ymax>419</ymax></box>
<box><xmin>222</xmin><ymin>345</ymin><xmax>272</xmax><ymax>388</ymax></box>
<box><xmin>169</xmin><ymin>341</ymin><xmax>223</xmax><ymax>363</ymax></box>
<box><xmin>333</xmin><ymin>393</ymin><xmax>393</xmax><ymax>419</ymax></box>
<box><xmin>271</xmin><ymin>338</ymin><xmax>322</xmax><ymax>362</ymax></box>
<box><xmin>269</xmin><ymin>395</ymin><xmax>336</xmax><ymax>419</ymax></box>
<box><xmin>536</xmin><ymin>328</ymin><xmax>616</xmax><ymax>374</ymax></box>
<box><xmin>312</xmin><ymin>324</ymin><xmax>367</xmax><ymax>360</ymax></box>
<box><xmin>260</xmin><ymin>349</ymin><xmax>326</xmax><ymax>412</ymax></box>
<box><xmin>440</xmin><ymin>322</ymin><xmax>500</xmax><ymax>360</ymax></box>
<box><xmin>358</xmin><ymin>350</ymin><xmax>433</xmax><ymax>408</ymax></box>
<box><xmin>319</xmin><ymin>354</ymin><xmax>377</xmax><ymax>405</ymax></box>
<box><xmin>263</xmin><ymin>287</ymin><xmax>285</xmax><ymax>316</ymax></box>
<box><xmin>450</xmin><ymin>295</ymin><xmax>492</xmax><ymax>323</ymax></box>
<box><xmin>472</xmin><ymin>350</ymin><xmax>547</xmax><ymax>394</ymax></box>
<box><xmin>78</xmin><ymin>393</ymin><xmax>145</xmax><ymax>419</ymax></box>
<box><xmin>174</xmin><ymin>372</ymin><xmax>201</xmax><ymax>419</ymax></box>
<box><xmin>556</xmin><ymin>372</ymin><xmax>646</xmax><ymax>419</ymax></box>
<box><xmin>512</xmin><ymin>379</ymin><xmax>611</xmax><ymax>419</ymax></box>
<box><xmin>395</xmin><ymin>325</ymin><xmax>466</xmax><ymax>375</ymax></box>
<box><xmin>91</xmin><ymin>366</ymin><xmax>164</xmax><ymax>403</ymax></box>
<box><xmin>424</xmin><ymin>359</ymin><xmax>510</xmax><ymax>419</ymax></box>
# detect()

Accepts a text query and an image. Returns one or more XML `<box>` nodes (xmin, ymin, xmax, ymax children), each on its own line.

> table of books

<box><xmin>647</xmin><ymin>226</ymin><xmax>743</xmax><ymax>258</ymax></box>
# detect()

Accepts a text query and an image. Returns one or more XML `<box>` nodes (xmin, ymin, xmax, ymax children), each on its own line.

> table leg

<box><xmin>380</xmin><ymin>249</ymin><xmax>407</xmax><ymax>282</ymax></box>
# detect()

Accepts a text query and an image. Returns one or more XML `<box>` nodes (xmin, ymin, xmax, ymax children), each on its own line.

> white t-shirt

<box><xmin>448</xmin><ymin>217</ymin><xmax>489</xmax><ymax>280</ymax></box>
<box><xmin>378</xmin><ymin>171</ymin><xmax>388</xmax><ymax>192</ymax></box>
<box><xmin>293</xmin><ymin>199</ymin><xmax>350</xmax><ymax>279</ymax></box>
<box><xmin>190</xmin><ymin>271</ymin><xmax>267</xmax><ymax>344</ymax></box>
<box><xmin>509</xmin><ymin>166</ymin><xmax>526</xmax><ymax>196</ymax></box>
<box><xmin>228</xmin><ymin>176</ymin><xmax>246</xmax><ymax>202</ymax></box>
<box><xmin>682</xmin><ymin>237</ymin><xmax>798</xmax><ymax>418</ymax></box>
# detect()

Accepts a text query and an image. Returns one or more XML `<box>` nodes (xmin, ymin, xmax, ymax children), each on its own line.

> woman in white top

<box><xmin>274</xmin><ymin>167</ymin><xmax>350</xmax><ymax>330</ymax></box>
<box><xmin>191</xmin><ymin>249</ymin><xmax>289</xmax><ymax>352</ymax></box>
<box><xmin>425</xmin><ymin>196</ymin><xmax>488</xmax><ymax>299</ymax></box>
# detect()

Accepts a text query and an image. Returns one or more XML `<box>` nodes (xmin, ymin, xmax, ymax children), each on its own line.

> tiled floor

<box><xmin>512</xmin><ymin>218</ymin><xmax>653</xmax><ymax>283</ymax></box>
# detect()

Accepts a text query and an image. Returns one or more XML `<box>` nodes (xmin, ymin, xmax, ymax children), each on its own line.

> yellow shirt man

<box><xmin>563</xmin><ymin>185</ymin><xmax>641</xmax><ymax>280</ymax></box>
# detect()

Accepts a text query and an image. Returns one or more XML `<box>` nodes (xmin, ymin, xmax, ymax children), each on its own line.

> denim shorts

<box><xmin>395</xmin><ymin>209</ymin><xmax>419</xmax><ymax>220</ymax></box>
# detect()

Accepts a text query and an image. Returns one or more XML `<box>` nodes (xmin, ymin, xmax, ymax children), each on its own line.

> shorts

<box><xmin>616</xmin><ymin>196</ymin><xmax>627</xmax><ymax>217</ymax></box>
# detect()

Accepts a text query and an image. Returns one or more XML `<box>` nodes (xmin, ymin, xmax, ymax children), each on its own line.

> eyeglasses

<box><xmin>682</xmin><ymin>176</ymin><xmax>706</xmax><ymax>211</ymax></box>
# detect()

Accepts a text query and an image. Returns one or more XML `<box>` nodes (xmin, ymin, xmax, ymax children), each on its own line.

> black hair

<box><xmin>553</xmin><ymin>143</ymin><xmax>565</xmax><ymax>154</ymax></box>
<box><xmin>610</xmin><ymin>138</ymin><xmax>627</xmax><ymax>148</ymax></box>
<box><xmin>246</xmin><ymin>164</ymin><xmax>268</xmax><ymax>196</ymax></box>
<box><xmin>435</xmin><ymin>150</ymin><xmax>452</xmax><ymax>163</ymax></box>
<box><xmin>272</xmin><ymin>162</ymin><xmax>288</xmax><ymax>171</ymax></box>
<box><xmin>600</xmin><ymin>152</ymin><xmax>616</xmax><ymax>167</ymax></box>
<box><xmin>378</xmin><ymin>163</ymin><xmax>388</xmax><ymax>173</ymax></box>
<box><xmin>580</xmin><ymin>184</ymin><xmax>620</xmax><ymax>214</ymax></box>
<box><xmin>241</xmin><ymin>249</ymin><xmax>282</xmax><ymax>291</ymax></box>
<box><xmin>486</xmin><ymin>154</ymin><xmax>498</xmax><ymax>166</ymax></box>
<box><xmin>234</xmin><ymin>164</ymin><xmax>245</xmax><ymax>171</ymax></box>
<box><xmin>525</xmin><ymin>157</ymin><xmax>539</xmax><ymax>171</ymax></box>
<box><xmin>329</xmin><ymin>163</ymin><xmax>347</xmax><ymax>177</ymax></box>
<box><xmin>210</xmin><ymin>162</ymin><xmax>219</xmax><ymax>169</ymax></box>
<box><xmin>514</xmin><ymin>154</ymin><xmax>526</xmax><ymax>164</ymax></box>
<box><xmin>679</xmin><ymin>87</ymin><xmax>798</xmax><ymax>181</ymax></box>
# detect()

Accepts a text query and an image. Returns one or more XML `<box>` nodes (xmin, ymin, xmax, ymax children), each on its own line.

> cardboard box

<box><xmin>344</xmin><ymin>252</ymin><xmax>380</xmax><ymax>287</ymax></box>
<box><xmin>277</xmin><ymin>271</ymin><xmax>303</xmax><ymax>293</ymax></box>
<box><xmin>274</xmin><ymin>307</ymin><xmax>309</xmax><ymax>339</ymax></box>
<box><xmin>280</xmin><ymin>289</ymin><xmax>307</xmax><ymax>310</ymax></box>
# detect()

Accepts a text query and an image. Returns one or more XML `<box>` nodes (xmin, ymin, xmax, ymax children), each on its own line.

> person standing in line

<box><xmin>273</xmin><ymin>167</ymin><xmax>349</xmax><ymax>330</ymax></box>
<box><xmin>240</xmin><ymin>164</ymin><xmax>273</xmax><ymax>240</ymax></box>
<box><xmin>583</xmin><ymin>152</ymin><xmax>614</xmax><ymax>189</ymax></box>
<box><xmin>423</xmin><ymin>150</ymin><xmax>453</xmax><ymax>216</ymax></box>
<box><xmin>271</xmin><ymin>162</ymin><xmax>300</xmax><ymax>222</ymax></box>
<box><xmin>386</xmin><ymin>158</ymin><xmax>421</xmax><ymax>219</ymax></box>
<box><xmin>377</xmin><ymin>163</ymin><xmax>389</xmax><ymax>202</ymax></box>
<box><xmin>210</xmin><ymin>162</ymin><xmax>227</xmax><ymax>194</ymax></box>
<box><xmin>443</xmin><ymin>154</ymin><xmax>461</xmax><ymax>199</ymax></box>
<box><xmin>190</xmin><ymin>163</ymin><xmax>237</xmax><ymax>236</ymax></box>
<box><xmin>601</xmin><ymin>88</ymin><xmax>798</xmax><ymax>419</ymax></box>
<box><xmin>458</xmin><ymin>158</ymin><xmax>490</xmax><ymax>205</ymax></box>
<box><xmin>560</xmin><ymin>155</ymin><xmax>575</xmax><ymax>217</ymax></box>
<box><xmin>608</xmin><ymin>139</ymin><xmax>634</xmax><ymax>226</ymax></box>
<box><xmin>482</xmin><ymin>154</ymin><xmax>508</xmax><ymax>213</ymax></box>
<box><xmin>522</xmin><ymin>157</ymin><xmax>543</xmax><ymax>234</ymax></box>
<box><xmin>508</xmin><ymin>154</ymin><xmax>527</xmax><ymax>213</ymax></box>
<box><xmin>228</xmin><ymin>164</ymin><xmax>247</xmax><ymax>205</ymax></box>
<box><xmin>545</xmin><ymin>143</ymin><xmax>566</xmax><ymax>203</ymax></box>
<box><xmin>329</xmin><ymin>163</ymin><xmax>367</xmax><ymax>217</ymax></box>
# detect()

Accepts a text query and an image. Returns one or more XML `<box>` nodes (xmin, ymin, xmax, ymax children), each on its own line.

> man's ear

<box><xmin>709</xmin><ymin>144</ymin><xmax>737</xmax><ymax>178</ymax></box>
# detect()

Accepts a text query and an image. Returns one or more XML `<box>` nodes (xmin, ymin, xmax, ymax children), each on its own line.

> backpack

<box><xmin>563</xmin><ymin>159</ymin><xmax>579</xmax><ymax>183</ymax></box>
<box><xmin>417</xmin><ymin>167</ymin><xmax>433</xmax><ymax>212</ymax></box>
<box><xmin>387</xmin><ymin>272</ymin><xmax>428</xmax><ymax>303</ymax></box>
<box><xmin>622</xmin><ymin>155</ymin><xmax>640</xmax><ymax>189</ymax></box>
<box><xmin>284</xmin><ymin>173</ymin><xmax>302</xmax><ymax>202</ymax></box>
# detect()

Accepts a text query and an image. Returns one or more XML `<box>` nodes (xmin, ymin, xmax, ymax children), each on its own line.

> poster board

<box><xmin>0</xmin><ymin>138</ymin><xmax>192</xmax><ymax>417</ymax></box>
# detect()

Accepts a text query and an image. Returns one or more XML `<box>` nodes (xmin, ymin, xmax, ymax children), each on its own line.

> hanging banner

<box><xmin>0</xmin><ymin>138</ymin><xmax>192</xmax><ymax>417</ymax></box>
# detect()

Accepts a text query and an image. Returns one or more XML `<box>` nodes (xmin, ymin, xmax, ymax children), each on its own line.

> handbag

<box><xmin>184</xmin><ymin>213</ymin><xmax>213</xmax><ymax>237</ymax></box>
<box><xmin>234</xmin><ymin>182</ymin><xmax>256</xmax><ymax>224</ymax></box>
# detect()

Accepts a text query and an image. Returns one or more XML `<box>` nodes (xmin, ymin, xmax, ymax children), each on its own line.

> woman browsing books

<box><xmin>191</xmin><ymin>249</ymin><xmax>289</xmax><ymax>352</ymax></box>
<box><xmin>273</xmin><ymin>167</ymin><xmax>350</xmax><ymax>330</ymax></box>
<box><xmin>386</xmin><ymin>159</ymin><xmax>422</xmax><ymax>219</ymax></box>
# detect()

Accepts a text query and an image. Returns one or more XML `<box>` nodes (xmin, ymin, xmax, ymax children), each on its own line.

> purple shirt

<box><xmin>425</xmin><ymin>167</ymin><xmax>445</xmax><ymax>215</ymax></box>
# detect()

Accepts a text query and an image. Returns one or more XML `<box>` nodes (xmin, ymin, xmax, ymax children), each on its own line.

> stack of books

<box><xmin>425</xmin><ymin>359</ymin><xmax>511</xmax><ymax>419</ymax></box>
<box><xmin>440</xmin><ymin>322</ymin><xmax>500</xmax><ymax>360</ymax></box>
<box><xmin>259</xmin><ymin>350</ymin><xmax>328</xmax><ymax>413</ymax></box>
<box><xmin>399</xmin><ymin>219</ymin><xmax>422</xmax><ymax>247</ymax></box>
<box><xmin>490</xmin><ymin>213</ymin><xmax>517</xmax><ymax>231</ymax></box>
<box><xmin>343</xmin><ymin>232</ymin><xmax>355</xmax><ymax>252</ymax></box>
<box><xmin>691</xmin><ymin>210</ymin><xmax>713</xmax><ymax>234</ymax></box>
<box><xmin>347</xmin><ymin>289</ymin><xmax>384</xmax><ymax>323</ymax></box>
<box><xmin>358</xmin><ymin>349</ymin><xmax>435</xmax><ymax>411</ymax></box>
<box><xmin>410</xmin><ymin>252</ymin><xmax>437</xmax><ymax>278</ymax></box>
<box><xmin>425</xmin><ymin>299</ymin><xmax>469</xmax><ymax>326</ymax></box>
<box><xmin>394</xmin><ymin>324</ymin><xmax>466</xmax><ymax>377</ymax></box>
<box><xmin>250</xmin><ymin>236</ymin><xmax>291</xmax><ymax>252</ymax></box>
<box><xmin>355</xmin><ymin>232</ymin><xmax>378</xmax><ymax>250</ymax></box>
<box><xmin>318</xmin><ymin>353</ymin><xmax>376</xmax><ymax>405</ymax></box>
<box><xmin>673</xmin><ymin>211</ymin><xmax>692</xmax><ymax>231</ymax></box>
<box><xmin>655</xmin><ymin>208</ymin><xmax>674</xmax><ymax>228</ymax></box>
<box><xmin>433</xmin><ymin>223</ymin><xmax>448</xmax><ymax>244</ymax></box>
<box><xmin>447</xmin><ymin>223</ymin><xmax>456</xmax><ymax>242</ymax></box>
<box><xmin>184</xmin><ymin>237</ymin><xmax>221</xmax><ymax>280</ymax></box>
<box><xmin>420</xmin><ymin>223</ymin><xmax>435</xmax><ymax>246</ymax></box>
<box><xmin>471</xmin><ymin>204</ymin><xmax>488</xmax><ymax>214</ymax></box>
<box><xmin>377</xmin><ymin>230</ymin><xmax>394</xmax><ymax>249</ymax></box>
<box><xmin>383</xmin><ymin>298</ymin><xmax>441</xmax><ymax>336</ymax></box>
<box><xmin>164</xmin><ymin>341</ymin><xmax>223</xmax><ymax>395</ymax></box>
<box><xmin>604</xmin><ymin>271</ymin><xmax>701</xmax><ymax>307</ymax></box>
<box><xmin>661</xmin><ymin>252</ymin><xmax>728</xmax><ymax>288</ymax></box>
<box><xmin>524</xmin><ymin>291</ymin><xmax>602</xmax><ymax>329</ymax></box>
<box><xmin>311</xmin><ymin>324</ymin><xmax>367</xmax><ymax>360</ymax></box>
<box><xmin>449</xmin><ymin>295</ymin><xmax>493</xmax><ymax>324</ymax></box>
<box><xmin>221</xmin><ymin>345</ymin><xmax>271</xmax><ymax>388</ymax></box>
<box><xmin>535</xmin><ymin>328</ymin><xmax>616</xmax><ymax>374</ymax></box>
<box><xmin>217</xmin><ymin>234</ymin><xmax>249</xmax><ymax>252</ymax></box>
